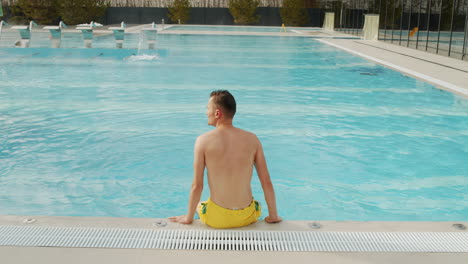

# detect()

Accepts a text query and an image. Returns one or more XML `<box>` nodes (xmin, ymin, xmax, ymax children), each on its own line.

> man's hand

<box><xmin>168</xmin><ymin>215</ymin><xmax>193</xmax><ymax>224</ymax></box>
<box><xmin>265</xmin><ymin>215</ymin><xmax>282</xmax><ymax>223</ymax></box>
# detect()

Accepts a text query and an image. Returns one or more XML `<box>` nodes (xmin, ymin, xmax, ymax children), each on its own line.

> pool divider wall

<box><xmin>363</xmin><ymin>14</ymin><xmax>380</xmax><ymax>41</ymax></box>
<box><xmin>323</xmin><ymin>12</ymin><xmax>335</xmax><ymax>32</ymax></box>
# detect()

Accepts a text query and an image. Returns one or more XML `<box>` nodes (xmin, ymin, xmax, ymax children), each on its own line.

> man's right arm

<box><xmin>254</xmin><ymin>136</ymin><xmax>282</xmax><ymax>223</ymax></box>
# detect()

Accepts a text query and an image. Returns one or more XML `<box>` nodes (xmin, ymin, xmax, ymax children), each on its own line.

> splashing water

<box><xmin>125</xmin><ymin>54</ymin><xmax>159</xmax><ymax>61</ymax></box>
<box><xmin>137</xmin><ymin>30</ymin><xmax>145</xmax><ymax>54</ymax></box>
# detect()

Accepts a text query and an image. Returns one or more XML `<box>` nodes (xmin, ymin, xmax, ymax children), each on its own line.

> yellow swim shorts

<box><xmin>197</xmin><ymin>197</ymin><xmax>261</xmax><ymax>229</ymax></box>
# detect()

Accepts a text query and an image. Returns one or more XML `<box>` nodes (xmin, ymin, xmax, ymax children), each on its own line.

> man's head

<box><xmin>206</xmin><ymin>90</ymin><xmax>236</xmax><ymax>126</ymax></box>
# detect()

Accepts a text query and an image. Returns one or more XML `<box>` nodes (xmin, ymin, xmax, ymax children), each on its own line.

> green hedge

<box><xmin>280</xmin><ymin>0</ymin><xmax>310</xmax><ymax>27</ymax></box>
<box><xmin>59</xmin><ymin>0</ymin><xmax>107</xmax><ymax>25</ymax></box>
<box><xmin>7</xmin><ymin>0</ymin><xmax>108</xmax><ymax>25</ymax></box>
<box><xmin>228</xmin><ymin>0</ymin><xmax>260</xmax><ymax>25</ymax></box>
<box><xmin>168</xmin><ymin>0</ymin><xmax>191</xmax><ymax>24</ymax></box>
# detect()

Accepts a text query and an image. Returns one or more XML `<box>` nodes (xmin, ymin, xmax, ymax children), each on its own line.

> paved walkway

<box><xmin>2</xmin><ymin>246</ymin><xmax>468</xmax><ymax>264</ymax></box>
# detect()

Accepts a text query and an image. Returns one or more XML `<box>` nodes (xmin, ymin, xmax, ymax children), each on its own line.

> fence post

<box><xmin>407</xmin><ymin>0</ymin><xmax>413</xmax><ymax>47</ymax></box>
<box><xmin>383</xmin><ymin>0</ymin><xmax>389</xmax><ymax>41</ymax></box>
<box><xmin>448</xmin><ymin>0</ymin><xmax>456</xmax><ymax>56</ymax></box>
<box><xmin>353</xmin><ymin>0</ymin><xmax>357</xmax><ymax>35</ymax></box>
<box><xmin>399</xmin><ymin>0</ymin><xmax>404</xmax><ymax>45</ymax></box>
<box><xmin>425</xmin><ymin>0</ymin><xmax>432</xmax><ymax>51</ymax></box>
<box><xmin>416</xmin><ymin>0</ymin><xmax>422</xmax><ymax>49</ymax></box>
<box><xmin>436</xmin><ymin>0</ymin><xmax>442</xmax><ymax>54</ymax></box>
<box><xmin>462</xmin><ymin>3</ymin><xmax>468</xmax><ymax>59</ymax></box>
<box><xmin>392</xmin><ymin>0</ymin><xmax>397</xmax><ymax>43</ymax></box>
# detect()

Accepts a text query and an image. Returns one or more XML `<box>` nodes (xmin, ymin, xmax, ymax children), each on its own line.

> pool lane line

<box><xmin>317</xmin><ymin>39</ymin><xmax>468</xmax><ymax>97</ymax></box>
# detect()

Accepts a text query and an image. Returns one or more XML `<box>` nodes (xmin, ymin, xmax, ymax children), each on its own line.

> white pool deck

<box><xmin>1</xmin><ymin>215</ymin><xmax>468</xmax><ymax>263</ymax></box>
<box><xmin>1</xmin><ymin>25</ymin><xmax>468</xmax><ymax>263</ymax></box>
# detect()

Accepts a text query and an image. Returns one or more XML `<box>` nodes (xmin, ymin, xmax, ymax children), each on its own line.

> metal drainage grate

<box><xmin>0</xmin><ymin>226</ymin><xmax>467</xmax><ymax>252</ymax></box>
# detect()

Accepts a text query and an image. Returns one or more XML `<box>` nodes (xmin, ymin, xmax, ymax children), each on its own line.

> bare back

<box><xmin>201</xmin><ymin>127</ymin><xmax>258</xmax><ymax>209</ymax></box>
<box><xmin>169</xmin><ymin>92</ymin><xmax>281</xmax><ymax>225</ymax></box>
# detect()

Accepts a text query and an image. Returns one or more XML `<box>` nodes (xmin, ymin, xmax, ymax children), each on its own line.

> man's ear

<box><xmin>215</xmin><ymin>109</ymin><xmax>221</xmax><ymax>118</ymax></box>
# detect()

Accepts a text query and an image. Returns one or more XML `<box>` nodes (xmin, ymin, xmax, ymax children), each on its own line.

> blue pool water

<box><xmin>0</xmin><ymin>33</ymin><xmax>467</xmax><ymax>221</ymax></box>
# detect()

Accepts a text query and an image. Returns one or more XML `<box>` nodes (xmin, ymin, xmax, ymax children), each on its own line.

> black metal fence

<box><xmin>327</xmin><ymin>0</ymin><xmax>468</xmax><ymax>60</ymax></box>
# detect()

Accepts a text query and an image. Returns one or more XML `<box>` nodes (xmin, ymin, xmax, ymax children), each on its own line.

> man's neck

<box><xmin>215</xmin><ymin>119</ymin><xmax>233</xmax><ymax>129</ymax></box>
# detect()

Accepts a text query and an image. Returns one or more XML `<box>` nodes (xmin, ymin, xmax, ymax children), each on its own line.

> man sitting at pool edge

<box><xmin>169</xmin><ymin>90</ymin><xmax>282</xmax><ymax>228</ymax></box>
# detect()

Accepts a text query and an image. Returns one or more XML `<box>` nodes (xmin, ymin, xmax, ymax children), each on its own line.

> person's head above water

<box><xmin>207</xmin><ymin>90</ymin><xmax>236</xmax><ymax>126</ymax></box>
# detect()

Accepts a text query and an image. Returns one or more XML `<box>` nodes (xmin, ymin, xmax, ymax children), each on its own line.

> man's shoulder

<box><xmin>196</xmin><ymin>129</ymin><xmax>220</xmax><ymax>145</ymax></box>
<box><xmin>238</xmin><ymin>128</ymin><xmax>256</xmax><ymax>136</ymax></box>
<box><xmin>235</xmin><ymin>128</ymin><xmax>259</xmax><ymax>142</ymax></box>
<box><xmin>197</xmin><ymin>130</ymin><xmax>215</xmax><ymax>141</ymax></box>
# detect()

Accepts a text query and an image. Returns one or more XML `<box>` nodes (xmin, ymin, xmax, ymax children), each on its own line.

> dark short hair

<box><xmin>210</xmin><ymin>90</ymin><xmax>236</xmax><ymax>119</ymax></box>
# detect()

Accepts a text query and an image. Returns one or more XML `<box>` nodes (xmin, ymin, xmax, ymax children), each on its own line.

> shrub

<box><xmin>168</xmin><ymin>0</ymin><xmax>191</xmax><ymax>24</ymax></box>
<box><xmin>59</xmin><ymin>0</ymin><xmax>108</xmax><ymax>25</ymax></box>
<box><xmin>5</xmin><ymin>5</ymin><xmax>28</xmax><ymax>25</ymax></box>
<box><xmin>228</xmin><ymin>0</ymin><xmax>260</xmax><ymax>25</ymax></box>
<box><xmin>14</xmin><ymin>0</ymin><xmax>59</xmax><ymax>25</ymax></box>
<box><xmin>280</xmin><ymin>0</ymin><xmax>310</xmax><ymax>27</ymax></box>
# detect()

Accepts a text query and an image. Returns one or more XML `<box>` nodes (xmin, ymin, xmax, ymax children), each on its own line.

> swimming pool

<box><xmin>0</xmin><ymin>33</ymin><xmax>467</xmax><ymax>221</ymax></box>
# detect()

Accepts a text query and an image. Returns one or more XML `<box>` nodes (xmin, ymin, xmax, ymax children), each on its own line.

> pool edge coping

<box><xmin>316</xmin><ymin>39</ymin><xmax>468</xmax><ymax>98</ymax></box>
<box><xmin>1</xmin><ymin>215</ymin><xmax>467</xmax><ymax>233</ymax></box>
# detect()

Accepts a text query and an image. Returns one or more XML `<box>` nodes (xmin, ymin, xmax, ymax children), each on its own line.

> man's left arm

<box><xmin>168</xmin><ymin>136</ymin><xmax>205</xmax><ymax>224</ymax></box>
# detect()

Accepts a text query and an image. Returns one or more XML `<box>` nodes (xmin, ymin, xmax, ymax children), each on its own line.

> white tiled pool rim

<box><xmin>1</xmin><ymin>225</ymin><xmax>468</xmax><ymax>252</ymax></box>
<box><xmin>1</xmin><ymin>216</ymin><xmax>467</xmax><ymax>252</ymax></box>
